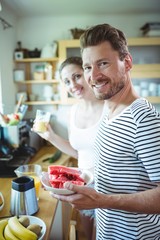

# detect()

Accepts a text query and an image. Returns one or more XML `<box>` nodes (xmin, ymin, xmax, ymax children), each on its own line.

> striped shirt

<box><xmin>94</xmin><ymin>98</ymin><xmax>160</xmax><ymax>240</ymax></box>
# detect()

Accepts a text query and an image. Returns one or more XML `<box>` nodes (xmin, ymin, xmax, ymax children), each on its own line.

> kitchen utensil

<box><xmin>10</xmin><ymin>176</ymin><xmax>39</xmax><ymax>216</ymax></box>
<box><xmin>15</xmin><ymin>94</ymin><xmax>24</xmax><ymax>114</ymax></box>
<box><xmin>14</xmin><ymin>164</ymin><xmax>42</xmax><ymax>200</ymax></box>
<box><xmin>18</xmin><ymin>104</ymin><xmax>28</xmax><ymax>119</ymax></box>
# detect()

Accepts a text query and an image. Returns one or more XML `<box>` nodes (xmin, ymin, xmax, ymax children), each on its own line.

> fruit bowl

<box><xmin>41</xmin><ymin>167</ymin><xmax>94</xmax><ymax>195</ymax></box>
<box><xmin>21</xmin><ymin>215</ymin><xmax>46</xmax><ymax>240</ymax></box>
<box><xmin>0</xmin><ymin>215</ymin><xmax>46</xmax><ymax>240</ymax></box>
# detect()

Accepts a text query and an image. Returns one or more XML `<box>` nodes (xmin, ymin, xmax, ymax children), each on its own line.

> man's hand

<box><xmin>51</xmin><ymin>182</ymin><xmax>100</xmax><ymax>210</ymax></box>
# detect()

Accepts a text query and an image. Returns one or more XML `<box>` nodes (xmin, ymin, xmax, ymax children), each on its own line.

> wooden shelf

<box><xmin>131</xmin><ymin>64</ymin><xmax>160</xmax><ymax>78</ymax></box>
<box><xmin>15</xmin><ymin>57</ymin><xmax>59</xmax><ymax>63</ymax></box>
<box><xmin>25</xmin><ymin>100</ymin><xmax>61</xmax><ymax>105</ymax></box>
<box><xmin>128</xmin><ymin>37</ymin><xmax>160</xmax><ymax>46</ymax></box>
<box><xmin>146</xmin><ymin>97</ymin><xmax>160</xmax><ymax>103</ymax></box>
<box><xmin>14</xmin><ymin>57</ymin><xmax>60</xmax><ymax>106</ymax></box>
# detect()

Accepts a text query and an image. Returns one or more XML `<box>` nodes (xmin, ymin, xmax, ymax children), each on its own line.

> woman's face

<box><xmin>61</xmin><ymin>64</ymin><xmax>89</xmax><ymax>99</ymax></box>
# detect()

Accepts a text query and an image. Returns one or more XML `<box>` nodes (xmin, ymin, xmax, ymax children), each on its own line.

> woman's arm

<box><xmin>32</xmin><ymin>123</ymin><xmax>78</xmax><ymax>159</ymax></box>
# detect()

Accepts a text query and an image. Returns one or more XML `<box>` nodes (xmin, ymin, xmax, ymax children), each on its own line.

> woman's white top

<box><xmin>69</xmin><ymin>103</ymin><xmax>106</xmax><ymax>173</ymax></box>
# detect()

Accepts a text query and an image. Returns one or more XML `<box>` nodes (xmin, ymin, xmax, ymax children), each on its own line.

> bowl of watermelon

<box><xmin>40</xmin><ymin>165</ymin><xmax>94</xmax><ymax>195</ymax></box>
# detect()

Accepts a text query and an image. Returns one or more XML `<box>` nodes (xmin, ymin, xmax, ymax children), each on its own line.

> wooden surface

<box><xmin>31</xmin><ymin>144</ymin><xmax>74</xmax><ymax>171</ymax></box>
<box><xmin>0</xmin><ymin>145</ymin><xmax>73</xmax><ymax>240</ymax></box>
<box><xmin>0</xmin><ymin>178</ymin><xmax>58</xmax><ymax>240</ymax></box>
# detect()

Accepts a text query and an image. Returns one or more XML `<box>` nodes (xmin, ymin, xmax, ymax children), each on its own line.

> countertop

<box><xmin>0</xmin><ymin>145</ymin><xmax>73</xmax><ymax>240</ymax></box>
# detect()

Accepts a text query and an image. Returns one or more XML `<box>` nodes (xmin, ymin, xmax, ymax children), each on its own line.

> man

<box><xmin>52</xmin><ymin>24</ymin><xmax>160</xmax><ymax>240</ymax></box>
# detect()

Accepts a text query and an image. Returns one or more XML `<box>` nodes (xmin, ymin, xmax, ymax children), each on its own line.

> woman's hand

<box><xmin>32</xmin><ymin>123</ymin><xmax>55</xmax><ymax>142</ymax></box>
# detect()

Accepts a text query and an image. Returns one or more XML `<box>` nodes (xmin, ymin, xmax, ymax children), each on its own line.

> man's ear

<box><xmin>125</xmin><ymin>53</ymin><xmax>132</xmax><ymax>71</ymax></box>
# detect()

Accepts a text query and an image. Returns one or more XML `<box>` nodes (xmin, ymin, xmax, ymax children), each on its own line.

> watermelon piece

<box><xmin>48</xmin><ymin>165</ymin><xmax>86</xmax><ymax>189</ymax></box>
<box><xmin>49</xmin><ymin>174</ymin><xmax>58</xmax><ymax>180</ymax></box>
<box><xmin>48</xmin><ymin>165</ymin><xmax>80</xmax><ymax>175</ymax></box>
<box><xmin>50</xmin><ymin>179</ymin><xmax>85</xmax><ymax>188</ymax></box>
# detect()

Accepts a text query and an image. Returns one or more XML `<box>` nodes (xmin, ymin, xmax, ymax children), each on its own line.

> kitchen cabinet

<box><xmin>58</xmin><ymin>40</ymin><xmax>80</xmax><ymax>104</ymax></box>
<box><xmin>14</xmin><ymin>38</ymin><xmax>160</xmax><ymax>106</ymax></box>
<box><xmin>128</xmin><ymin>38</ymin><xmax>160</xmax><ymax>104</ymax></box>
<box><xmin>58</xmin><ymin>37</ymin><xmax>160</xmax><ymax>104</ymax></box>
<box><xmin>14</xmin><ymin>57</ymin><xmax>61</xmax><ymax>105</ymax></box>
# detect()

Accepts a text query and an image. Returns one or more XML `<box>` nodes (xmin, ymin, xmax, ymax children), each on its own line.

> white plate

<box><xmin>20</xmin><ymin>215</ymin><xmax>46</xmax><ymax>240</ymax></box>
<box><xmin>40</xmin><ymin>168</ymin><xmax>94</xmax><ymax>195</ymax></box>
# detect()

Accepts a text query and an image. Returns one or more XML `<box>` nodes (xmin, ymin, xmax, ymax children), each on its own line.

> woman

<box><xmin>33</xmin><ymin>56</ymin><xmax>106</xmax><ymax>240</ymax></box>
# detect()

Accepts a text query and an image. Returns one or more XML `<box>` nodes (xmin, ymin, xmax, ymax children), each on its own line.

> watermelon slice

<box><xmin>48</xmin><ymin>165</ymin><xmax>85</xmax><ymax>189</ymax></box>
<box><xmin>48</xmin><ymin>165</ymin><xmax>80</xmax><ymax>175</ymax></box>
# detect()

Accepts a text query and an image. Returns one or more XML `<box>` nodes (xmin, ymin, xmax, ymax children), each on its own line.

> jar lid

<box><xmin>12</xmin><ymin>176</ymin><xmax>34</xmax><ymax>192</ymax></box>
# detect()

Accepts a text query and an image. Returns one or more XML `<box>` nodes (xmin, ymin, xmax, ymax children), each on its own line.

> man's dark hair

<box><xmin>80</xmin><ymin>23</ymin><xmax>129</xmax><ymax>60</ymax></box>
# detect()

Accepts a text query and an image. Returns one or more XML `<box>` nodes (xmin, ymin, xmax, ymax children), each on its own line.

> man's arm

<box><xmin>52</xmin><ymin>182</ymin><xmax>160</xmax><ymax>214</ymax></box>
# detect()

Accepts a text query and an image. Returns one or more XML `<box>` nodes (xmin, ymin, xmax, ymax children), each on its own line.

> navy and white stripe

<box><xmin>94</xmin><ymin>98</ymin><xmax>160</xmax><ymax>240</ymax></box>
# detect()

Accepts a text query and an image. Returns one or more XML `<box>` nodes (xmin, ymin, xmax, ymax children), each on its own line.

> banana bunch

<box><xmin>0</xmin><ymin>219</ymin><xmax>8</xmax><ymax>240</ymax></box>
<box><xmin>0</xmin><ymin>216</ymin><xmax>42</xmax><ymax>240</ymax></box>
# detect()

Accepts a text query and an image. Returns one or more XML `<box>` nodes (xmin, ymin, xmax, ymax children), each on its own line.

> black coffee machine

<box><xmin>0</xmin><ymin>121</ymin><xmax>37</xmax><ymax>177</ymax></box>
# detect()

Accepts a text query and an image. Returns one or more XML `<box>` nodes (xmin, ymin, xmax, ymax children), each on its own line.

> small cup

<box><xmin>34</xmin><ymin>109</ymin><xmax>51</xmax><ymax>133</ymax></box>
<box><xmin>14</xmin><ymin>164</ymin><xmax>42</xmax><ymax>200</ymax></box>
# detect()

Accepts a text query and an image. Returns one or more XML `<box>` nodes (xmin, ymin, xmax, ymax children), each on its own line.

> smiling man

<box><xmin>52</xmin><ymin>24</ymin><xmax>160</xmax><ymax>240</ymax></box>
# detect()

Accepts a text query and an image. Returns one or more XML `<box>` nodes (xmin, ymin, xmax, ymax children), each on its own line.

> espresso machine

<box><xmin>0</xmin><ymin>120</ymin><xmax>43</xmax><ymax>177</ymax></box>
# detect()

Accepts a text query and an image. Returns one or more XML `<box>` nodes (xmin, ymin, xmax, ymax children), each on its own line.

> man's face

<box><xmin>82</xmin><ymin>41</ymin><xmax>131</xmax><ymax>100</ymax></box>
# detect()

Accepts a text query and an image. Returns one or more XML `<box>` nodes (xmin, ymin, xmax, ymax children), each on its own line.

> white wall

<box><xmin>0</xmin><ymin>4</ymin><xmax>17</xmax><ymax>114</ymax></box>
<box><xmin>0</xmin><ymin>8</ymin><xmax>160</xmax><ymax>138</ymax></box>
<box><xmin>17</xmin><ymin>13</ymin><xmax>160</xmax><ymax>49</ymax></box>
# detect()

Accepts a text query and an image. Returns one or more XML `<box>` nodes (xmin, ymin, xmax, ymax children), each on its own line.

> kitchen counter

<box><xmin>0</xmin><ymin>145</ymin><xmax>74</xmax><ymax>240</ymax></box>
